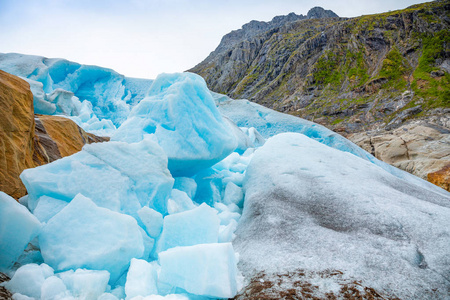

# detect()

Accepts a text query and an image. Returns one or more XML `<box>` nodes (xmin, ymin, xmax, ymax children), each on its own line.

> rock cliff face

<box><xmin>0</xmin><ymin>70</ymin><xmax>36</xmax><ymax>199</ymax></box>
<box><xmin>347</xmin><ymin>116</ymin><xmax>450</xmax><ymax>190</ymax></box>
<box><xmin>0</xmin><ymin>70</ymin><xmax>108</xmax><ymax>200</ymax></box>
<box><xmin>190</xmin><ymin>1</ymin><xmax>449</xmax><ymax>134</ymax></box>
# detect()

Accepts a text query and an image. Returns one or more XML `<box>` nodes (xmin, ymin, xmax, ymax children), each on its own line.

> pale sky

<box><xmin>0</xmin><ymin>0</ymin><xmax>428</xmax><ymax>79</ymax></box>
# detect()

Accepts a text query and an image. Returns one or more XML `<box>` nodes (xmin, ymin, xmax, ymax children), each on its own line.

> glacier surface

<box><xmin>234</xmin><ymin>133</ymin><xmax>450</xmax><ymax>298</ymax></box>
<box><xmin>0</xmin><ymin>53</ymin><xmax>153</xmax><ymax>136</ymax></box>
<box><xmin>0</xmin><ymin>56</ymin><xmax>449</xmax><ymax>299</ymax></box>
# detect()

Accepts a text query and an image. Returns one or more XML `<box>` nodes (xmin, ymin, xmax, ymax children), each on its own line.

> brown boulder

<box><xmin>0</xmin><ymin>70</ymin><xmax>108</xmax><ymax>200</ymax></box>
<box><xmin>428</xmin><ymin>164</ymin><xmax>450</xmax><ymax>192</ymax></box>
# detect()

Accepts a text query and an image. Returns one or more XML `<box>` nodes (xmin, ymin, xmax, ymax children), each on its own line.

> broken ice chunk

<box><xmin>167</xmin><ymin>189</ymin><xmax>196</xmax><ymax>215</ymax></box>
<box><xmin>155</xmin><ymin>204</ymin><xmax>220</xmax><ymax>254</ymax></box>
<box><xmin>2</xmin><ymin>263</ymin><xmax>53</xmax><ymax>299</ymax></box>
<box><xmin>58</xmin><ymin>269</ymin><xmax>110</xmax><ymax>300</ymax></box>
<box><xmin>40</xmin><ymin>276</ymin><xmax>67</xmax><ymax>300</ymax></box>
<box><xmin>0</xmin><ymin>192</ymin><xmax>41</xmax><ymax>272</ymax></box>
<box><xmin>173</xmin><ymin>177</ymin><xmax>197</xmax><ymax>199</ymax></box>
<box><xmin>39</xmin><ymin>194</ymin><xmax>144</xmax><ymax>283</ymax></box>
<box><xmin>138</xmin><ymin>207</ymin><xmax>163</xmax><ymax>239</ymax></box>
<box><xmin>32</xmin><ymin>196</ymin><xmax>68</xmax><ymax>223</ymax></box>
<box><xmin>158</xmin><ymin>243</ymin><xmax>239</xmax><ymax>298</ymax></box>
<box><xmin>125</xmin><ymin>259</ymin><xmax>159</xmax><ymax>299</ymax></box>
<box><xmin>222</xmin><ymin>182</ymin><xmax>244</xmax><ymax>207</ymax></box>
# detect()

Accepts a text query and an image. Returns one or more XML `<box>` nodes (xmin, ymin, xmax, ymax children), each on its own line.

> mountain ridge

<box><xmin>189</xmin><ymin>0</ymin><xmax>450</xmax><ymax>134</ymax></box>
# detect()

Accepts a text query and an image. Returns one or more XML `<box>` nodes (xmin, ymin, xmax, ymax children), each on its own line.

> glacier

<box><xmin>0</xmin><ymin>54</ymin><xmax>449</xmax><ymax>299</ymax></box>
<box><xmin>0</xmin><ymin>53</ymin><xmax>153</xmax><ymax>136</ymax></box>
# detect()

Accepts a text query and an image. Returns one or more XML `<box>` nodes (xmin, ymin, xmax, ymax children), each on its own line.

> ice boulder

<box><xmin>39</xmin><ymin>194</ymin><xmax>144</xmax><ymax>283</ymax></box>
<box><xmin>155</xmin><ymin>204</ymin><xmax>220</xmax><ymax>254</ymax></box>
<box><xmin>222</xmin><ymin>182</ymin><xmax>244</xmax><ymax>207</ymax></box>
<box><xmin>112</xmin><ymin>73</ymin><xmax>237</xmax><ymax>176</ymax></box>
<box><xmin>83</xmin><ymin>137</ymin><xmax>174</xmax><ymax>213</ymax></box>
<box><xmin>21</xmin><ymin>151</ymin><xmax>128</xmax><ymax>212</ymax></box>
<box><xmin>223</xmin><ymin>116</ymin><xmax>252</xmax><ymax>153</ymax></box>
<box><xmin>166</xmin><ymin>189</ymin><xmax>196</xmax><ymax>215</ymax></box>
<box><xmin>32</xmin><ymin>196</ymin><xmax>68</xmax><ymax>223</ymax></box>
<box><xmin>125</xmin><ymin>259</ymin><xmax>158</xmax><ymax>299</ymax></box>
<box><xmin>173</xmin><ymin>177</ymin><xmax>197</xmax><ymax>199</ymax></box>
<box><xmin>193</xmin><ymin>169</ymin><xmax>223</xmax><ymax>206</ymax></box>
<box><xmin>158</xmin><ymin>243</ymin><xmax>239</xmax><ymax>298</ymax></box>
<box><xmin>57</xmin><ymin>269</ymin><xmax>109</xmax><ymax>300</ymax></box>
<box><xmin>98</xmin><ymin>293</ymin><xmax>120</xmax><ymax>300</ymax></box>
<box><xmin>138</xmin><ymin>207</ymin><xmax>164</xmax><ymax>239</ymax></box>
<box><xmin>2</xmin><ymin>263</ymin><xmax>54</xmax><ymax>299</ymax></box>
<box><xmin>21</xmin><ymin>137</ymin><xmax>174</xmax><ymax>215</ymax></box>
<box><xmin>40</xmin><ymin>276</ymin><xmax>68</xmax><ymax>300</ymax></box>
<box><xmin>0</xmin><ymin>192</ymin><xmax>41</xmax><ymax>272</ymax></box>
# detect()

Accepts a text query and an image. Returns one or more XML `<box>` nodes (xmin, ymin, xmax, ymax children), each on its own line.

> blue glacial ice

<box><xmin>111</xmin><ymin>73</ymin><xmax>238</xmax><ymax>176</ymax></box>
<box><xmin>21</xmin><ymin>136</ymin><xmax>174</xmax><ymax>215</ymax></box>
<box><xmin>2</xmin><ymin>263</ymin><xmax>54</xmax><ymax>299</ymax></box>
<box><xmin>138</xmin><ymin>207</ymin><xmax>164</xmax><ymax>239</ymax></box>
<box><xmin>1</xmin><ymin>65</ymin><xmax>449</xmax><ymax>300</ymax></box>
<box><xmin>41</xmin><ymin>275</ymin><xmax>68</xmax><ymax>300</ymax></box>
<box><xmin>173</xmin><ymin>177</ymin><xmax>197</xmax><ymax>199</ymax></box>
<box><xmin>158</xmin><ymin>243</ymin><xmax>240</xmax><ymax>298</ymax></box>
<box><xmin>0</xmin><ymin>192</ymin><xmax>41</xmax><ymax>272</ymax></box>
<box><xmin>125</xmin><ymin>259</ymin><xmax>159</xmax><ymax>299</ymax></box>
<box><xmin>216</xmin><ymin>94</ymin><xmax>449</xmax><ymax>195</ymax></box>
<box><xmin>58</xmin><ymin>269</ymin><xmax>110</xmax><ymax>300</ymax></box>
<box><xmin>0</xmin><ymin>53</ymin><xmax>153</xmax><ymax>136</ymax></box>
<box><xmin>155</xmin><ymin>204</ymin><xmax>220</xmax><ymax>254</ymax></box>
<box><xmin>39</xmin><ymin>194</ymin><xmax>144</xmax><ymax>283</ymax></box>
<box><xmin>167</xmin><ymin>189</ymin><xmax>197</xmax><ymax>215</ymax></box>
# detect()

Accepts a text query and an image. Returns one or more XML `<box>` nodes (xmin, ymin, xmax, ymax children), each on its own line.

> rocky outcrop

<box><xmin>0</xmin><ymin>273</ymin><xmax>11</xmax><ymax>300</ymax></box>
<box><xmin>0</xmin><ymin>70</ymin><xmax>36</xmax><ymax>199</ymax></box>
<box><xmin>33</xmin><ymin>115</ymin><xmax>109</xmax><ymax>166</ymax></box>
<box><xmin>190</xmin><ymin>1</ymin><xmax>449</xmax><ymax>133</ymax></box>
<box><xmin>0</xmin><ymin>70</ymin><xmax>108</xmax><ymax>200</ymax></box>
<box><xmin>347</xmin><ymin>116</ymin><xmax>450</xmax><ymax>191</ymax></box>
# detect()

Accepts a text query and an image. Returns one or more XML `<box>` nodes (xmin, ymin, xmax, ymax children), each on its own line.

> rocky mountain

<box><xmin>189</xmin><ymin>1</ymin><xmax>449</xmax><ymax>134</ymax></box>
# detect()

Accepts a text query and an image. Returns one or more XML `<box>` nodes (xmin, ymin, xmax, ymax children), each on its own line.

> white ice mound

<box><xmin>217</xmin><ymin>96</ymin><xmax>448</xmax><ymax>195</ymax></box>
<box><xmin>0</xmin><ymin>192</ymin><xmax>41</xmax><ymax>272</ymax></box>
<box><xmin>39</xmin><ymin>194</ymin><xmax>144</xmax><ymax>283</ymax></box>
<box><xmin>20</xmin><ymin>137</ymin><xmax>174</xmax><ymax>215</ymax></box>
<box><xmin>235</xmin><ymin>132</ymin><xmax>450</xmax><ymax>298</ymax></box>
<box><xmin>158</xmin><ymin>243</ymin><xmax>239</xmax><ymax>298</ymax></box>
<box><xmin>112</xmin><ymin>73</ymin><xmax>237</xmax><ymax>176</ymax></box>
